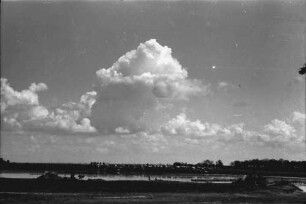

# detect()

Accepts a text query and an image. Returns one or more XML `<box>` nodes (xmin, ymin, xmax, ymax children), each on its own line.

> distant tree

<box><xmin>201</xmin><ymin>160</ymin><xmax>214</xmax><ymax>167</ymax></box>
<box><xmin>298</xmin><ymin>63</ymin><xmax>306</xmax><ymax>75</ymax></box>
<box><xmin>230</xmin><ymin>160</ymin><xmax>241</xmax><ymax>168</ymax></box>
<box><xmin>173</xmin><ymin>162</ymin><xmax>182</xmax><ymax>167</ymax></box>
<box><xmin>216</xmin><ymin>160</ymin><xmax>223</xmax><ymax>167</ymax></box>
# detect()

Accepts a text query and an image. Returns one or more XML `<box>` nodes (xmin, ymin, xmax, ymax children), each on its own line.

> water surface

<box><xmin>0</xmin><ymin>172</ymin><xmax>238</xmax><ymax>183</ymax></box>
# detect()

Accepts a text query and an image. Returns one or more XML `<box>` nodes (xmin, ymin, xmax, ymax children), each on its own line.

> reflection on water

<box><xmin>0</xmin><ymin>172</ymin><xmax>238</xmax><ymax>183</ymax></box>
<box><xmin>294</xmin><ymin>184</ymin><xmax>306</xmax><ymax>192</ymax></box>
<box><xmin>0</xmin><ymin>172</ymin><xmax>39</xmax><ymax>179</ymax></box>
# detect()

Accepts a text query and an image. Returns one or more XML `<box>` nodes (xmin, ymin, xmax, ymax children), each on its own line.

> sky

<box><xmin>1</xmin><ymin>0</ymin><xmax>305</xmax><ymax>164</ymax></box>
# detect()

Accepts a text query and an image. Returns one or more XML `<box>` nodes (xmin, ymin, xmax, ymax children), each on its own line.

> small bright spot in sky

<box><xmin>212</xmin><ymin>65</ymin><xmax>216</xmax><ymax>69</ymax></box>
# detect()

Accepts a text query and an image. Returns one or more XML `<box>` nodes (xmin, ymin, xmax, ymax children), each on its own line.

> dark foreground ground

<box><xmin>0</xmin><ymin>178</ymin><xmax>305</xmax><ymax>203</ymax></box>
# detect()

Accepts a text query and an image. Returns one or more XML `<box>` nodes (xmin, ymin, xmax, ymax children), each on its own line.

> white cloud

<box><xmin>217</xmin><ymin>81</ymin><xmax>236</xmax><ymax>91</ymax></box>
<box><xmin>1</xmin><ymin>78</ymin><xmax>96</xmax><ymax>135</ymax></box>
<box><xmin>292</xmin><ymin>111</ymin><xmax>306</xmax><ymax>125</ymax></box>
<box><xmin>67</xmin><ymin>118</ymin><xmax>96</xmax><ymax>133</ymax></box>
<box><xmin>30</xmin><ymin>106</ymin><xmax>49</xmax><ymax>119</ymax></box>
<box><xmin>29</xmin><ymin>83</ymin><xmax>48</xmax><ymax>93</ymax></box>
<box><xmin>263</xmin><ymin>119</ymin><xmax>296</xmax><ymax>142</ymax></box>
<box><xmin>161</xmin><ymin>112</ymin><xmax>304</xmax><ymax>148</ymax></box>
<box><xmin>22</xmin><ymin>95</ymin><xmax>97</xmax><ymax>134</ymax></box>
<box><xmin>80</xmin><ymin>91</ymin><xmax>97</xmax><ymax>116</ymax></box>
<box><xmin>239</xmin><ymin>113</ymin><xmax>305</xmax><ymax>146</ymax></box>
<box><xmin>261</xmin><ymin>116</ymin><xmax>304</xmax><ymax>148</ymax></box>
<box><xmin>26</xmin><ymin>114</ymin><xmax>96</xmax><ymax>135</ymax></box>
<box><xmin>1</xmin><ymin>78</ymin><xmax>47</xmax><ymax>112</ymax></box>
<box><xmin>161</xmin><ymin>113</ymin><xmax>206</xmax><ymax>137</ymax></box>
<box><xmin>91</xmin><ymin>39</ymin><xmax>203</xmax><ymax>134</ymax></box>
<box><xmin>160</xmin><ymin>113</ymin><xmax>244</xmax><ymax>140</ymax></box>
<box><xmin>217</xmin><ymin>81</ymin><xmax>228</xmax><ymax>89</ymax></box>
<box><xmin>2</xmin><ymin>116</ymin><xmax>22</xmax><ymax>130</ymax></box>
<box><xmin>115</xmin><ymin>127</ymin><xmax>130</xmax><ymax>134</ymax></box>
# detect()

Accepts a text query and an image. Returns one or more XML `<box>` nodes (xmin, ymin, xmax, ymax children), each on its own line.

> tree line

<box><xmin>1</xmin><ymin>158</ymin><xmax>305</xmax><ymax>176</ymax></box>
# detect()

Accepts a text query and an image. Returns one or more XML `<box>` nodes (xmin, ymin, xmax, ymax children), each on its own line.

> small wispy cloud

<box><xmin>217</xmin><ymin>81</ymin><xmax>237</xmax><ymax>91</ymax></box>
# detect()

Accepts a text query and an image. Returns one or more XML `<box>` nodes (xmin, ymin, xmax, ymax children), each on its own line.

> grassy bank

<box><xmin>1</xmin><ymin>188</ymin><xmax>306</xmax><ymax>203</ymax></box>
<box><xmin>1</xmin><ymin>178</ymin><xmax>305</xmax><ymax>203</ymax></box>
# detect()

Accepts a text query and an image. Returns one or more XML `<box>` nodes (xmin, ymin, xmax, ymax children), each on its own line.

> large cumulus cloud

<box><xmin>91</xmin><ymin>39</ymin><xmax>203</xmax><ymax>134</ymax></box>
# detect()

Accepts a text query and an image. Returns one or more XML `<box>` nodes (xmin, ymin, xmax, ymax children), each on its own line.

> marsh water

<box><xmin>2</xmin><ymin>172</ymin><xmax>306</xmax><ymax>192</ymax></box>
<box><xmin>0</xmin><ymin>171</ymin><xmax>239</xmax><ymax>183</ymax></box>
